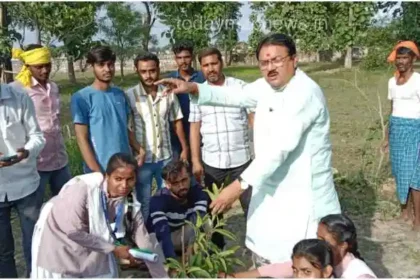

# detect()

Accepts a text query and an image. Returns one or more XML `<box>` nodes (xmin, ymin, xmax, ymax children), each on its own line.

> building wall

<box><xmin>11</xmin><ymin>48</ymin><xmax>363</xmax><ymax>75</ymax></box>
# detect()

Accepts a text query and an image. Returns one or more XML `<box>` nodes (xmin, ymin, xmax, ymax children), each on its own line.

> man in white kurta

<box><xmin>156</xmin><ymin>33</ymin><xmax>341</xmax><ymax>265</ymax></box>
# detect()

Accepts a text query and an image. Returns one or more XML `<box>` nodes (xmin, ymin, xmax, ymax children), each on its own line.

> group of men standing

<box><xmin>0</xmin><ymin>40</ymin><xmax>256</xmax><ymax>277</ymax></box>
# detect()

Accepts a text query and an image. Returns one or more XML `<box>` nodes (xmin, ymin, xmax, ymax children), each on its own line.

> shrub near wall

<box><xmin>360</xmin><ymin>48</ymin><xmax>391</xmax><ymax>70</ymax></box>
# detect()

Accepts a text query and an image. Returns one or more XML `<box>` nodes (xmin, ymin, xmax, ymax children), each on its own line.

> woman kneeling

<box><xmin>31</xmin><ymin>153</ymin><xmax>168</xmax><ymax>278</ymax></box>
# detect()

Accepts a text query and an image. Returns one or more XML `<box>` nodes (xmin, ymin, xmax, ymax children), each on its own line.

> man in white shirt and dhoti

<box><xmin>155</xmin><ymin>33</ymin><xmax>342</xmax><ymax>267</ymax></box>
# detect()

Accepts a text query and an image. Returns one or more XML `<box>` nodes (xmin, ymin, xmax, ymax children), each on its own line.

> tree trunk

<box><xmin>344</xmin><ymin>46</ymin><xmax>352</xmax><ymax>68</ymax></box>
<box><xmin>78</xmin><ymin>59</ymin><xmax>84</xmax><ymax>72</ymax></box>
<box><xmin>35</xmin><ymin>26</ymin><xmax>41</xmax><ymax>45</ymax></box>
<box><xmin>120</xmin><ymin>58</ymin><xmax>124</xmax><ymax>78</ymax></box>
<box><xmin>67</xmin><ymin>55</ymin><xmax>77</xmax><ymax>84</ymax></box>
<box><xmin>224</xmin><ymin>47</ymin><xmax>229</xmax><ymax>66</ymax></box>
<box><xmin>0</xmin><ymin>3</ymin><xmax>13</xmax><ymax>83</ymax></box>
<box><xmin>227</xmin><ymin>49</ymin><xmax>234</xmax><ymax>66</ymax></box>
<box><xmin>142</xmin><ymin>2</ymin><xmax>156</xmax><ymax>51</ymax></box>
<box><xmin>4</xmin><ymin>58</ymin><xmax>13</xmax><ymax>83</ymax></box>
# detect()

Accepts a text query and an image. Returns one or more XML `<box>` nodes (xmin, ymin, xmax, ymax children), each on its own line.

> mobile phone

<box><xmin>0</xmin><ymin>155</ymin><xmax>18</xmax><ymax>162</ymax></box>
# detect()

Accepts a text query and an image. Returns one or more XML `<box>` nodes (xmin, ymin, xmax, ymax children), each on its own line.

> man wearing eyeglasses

<box><xmin>154</xmin><ymin>33</ymin><xmax>341</xmax><ymax>267</ymax></box>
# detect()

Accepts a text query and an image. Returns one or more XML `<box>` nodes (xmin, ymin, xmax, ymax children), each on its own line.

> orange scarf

<box><xmin>387</xmin><ymin>41</ymin><xmax>419</xmax><ymax>78</ymax></box>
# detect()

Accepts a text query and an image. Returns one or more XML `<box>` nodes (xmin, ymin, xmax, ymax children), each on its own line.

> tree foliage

<box><xmin>7</xmin><ymin>2</ymin><xmax>101</xmax><ymax>83</ymax></box>
<box><xmin>155</xmin><ymin>2</ymin><xmax>211</xmax><ymax>52</ymax></box>
<box><xmin>249</xmin><ymin>2</ymin><xmax>376</xmax><ymax>67</ymax></box>
<box><xmin>360</xmin><ymin>23</ymin><xmax>399</xmax><ymax>70</ymax></box>
<box><xmin>213</xmin><ymin>2</ymin><xmax>242</xmax><ymax>66</ymax></box>
<box><xmin>45</xmin><ymin>3</ymin><xmax>99</xmax><ymax>59</ymax></box>
<box><xmin>141</xmin><ymin>2</ymin><xmax>157</xmax><ymax>51</ymax></box>
<box><xmin>332</xmin><ymin>2</ymin><xmax>377</xmax><ymax>68</ymax></box>
<box><xmin>386</xmin><ymin>1</ymin><xmax>420</xmax><ymax>44</ymax></box>
<box><xmin>331</xmin><ymin>3</ymin><xmax>377</xmax><ymax>50</ymax></box>
<box><xmin>261</xmin><ymin>2</ymin><xmax>332</xmax><ymax>53</ymax></box>
<box><xmin>155</xmin><ymin>2</ymin><xmax>244</xmax><ymax>68</ymax></box>
<box><xmin>248</xmin><ymin>2</ymin><xmax>266</xmax><ymax>54</ymax></box>
<box><xmin>0</xmin><ymin>3</ymin><xmax>18</xmax><ymax>82</ymax></box>
<box><xmin>8</xmin><ymin>2</ymin><xmax>54</xmax><ymax>44</ymax></box>
<box><xmin>100</xmin><ymin>2</ymin><xmax>144</xmax><ymax>78</ymax></box>
<box><xmin>0</xmin><ymin>4</ymin><xmax>20</xmax><ymax>54</ymax></box>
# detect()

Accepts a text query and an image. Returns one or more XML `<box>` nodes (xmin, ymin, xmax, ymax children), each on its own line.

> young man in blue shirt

<box><xmin>146</xmin><ymin>160</ymin><xmax>210</xmax><ymax>260</ymax></box>
<box><xmin>71</xmin><ymin>46</ymin><xmax>143</xmax><ymax>173</ymax></box>
<box><xmin>167</xmin><ymin>41</ymin><xmax>205</xmax><ymax>160</ymax></box>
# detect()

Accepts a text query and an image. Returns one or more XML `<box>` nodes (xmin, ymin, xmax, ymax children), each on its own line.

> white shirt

<box><xmin>0</xmin><ymin>84</ymin><xmax>45</xmax><ymax>202</ymax></box>
<box><xmin>388</xmin><ymin>72</ymin><xmax>420</xmax><ymax>119</ymax></box>
<box><xmin>125</xmin><ymin>83</ymin><xmax>183</xmax><ymax>163</ymax></box>
<box><xmin>189</xmin><ymin>76</ymin><xmax>252</xmax><ymax>169</ymax></box>
<box><xmin>194</xmin><ymin>68</ymin><xmax>341</xmax><ymax>262</ymax></box>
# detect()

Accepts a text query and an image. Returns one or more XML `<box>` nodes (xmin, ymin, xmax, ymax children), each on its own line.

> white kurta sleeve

<box><xmin>240</xmin><ymin>88</ymin><xmax>324</xmax><ymax>189</ymax></box>
<box><xmin>193</xmin><ymin>80</ymin><xmax>261</xmax><ymax>109</ymax></box>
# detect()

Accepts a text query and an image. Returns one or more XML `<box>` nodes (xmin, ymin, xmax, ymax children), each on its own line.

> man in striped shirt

<box><xmin>125</xmin><ymin>53</ymin><xmax>189</xmax><ymax>220</ymax></box>
<box><xmin>146</xmin><ymin>160</ymin><xmax>209</xmax><ymax>260</ymax></box>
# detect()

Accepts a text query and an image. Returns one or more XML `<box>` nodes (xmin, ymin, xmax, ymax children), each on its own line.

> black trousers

<box><xmin>203</xmin><ymin>160</ymin><xmax>253</xmax><ymax>249</ymax></box>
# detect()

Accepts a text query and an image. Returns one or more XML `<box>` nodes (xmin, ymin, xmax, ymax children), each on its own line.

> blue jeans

<box><xmin>135</xmin><ymin>159</ymin><xmax>171</xmax><ymax>221</ymax></box>
<box><xmin>0</xmin><ymin>188</ymin><xmax>43</xmax><ymax>278</ymax></box>
<box><xmin>38</xmin><ymin>165</ymin><xmax>72</xmax><ymax>199</ymax></box>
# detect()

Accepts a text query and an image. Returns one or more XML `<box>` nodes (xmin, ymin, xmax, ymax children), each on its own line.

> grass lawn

<box><xmin>12</xmin><ymin>62</ymin><xmax>420</xmax><ymax>277</ymax></box>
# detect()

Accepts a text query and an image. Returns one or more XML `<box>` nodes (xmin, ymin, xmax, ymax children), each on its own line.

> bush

<box><xmin>360</xmin><ymin>47</ymin><xmax>391</xmax><ymax>71</ymax></box>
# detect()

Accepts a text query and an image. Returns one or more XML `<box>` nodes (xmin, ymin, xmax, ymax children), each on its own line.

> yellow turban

<box><xmin>12</xmin><ymin>47</ymin><xmax>51</xmax><ymax>87</ymax></box>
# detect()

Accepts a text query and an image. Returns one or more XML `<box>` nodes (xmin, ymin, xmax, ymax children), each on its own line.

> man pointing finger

<box><xmin>155</xmin><ymin>33</ymin><xmax>341</xmax><ymax>266</ymax></box>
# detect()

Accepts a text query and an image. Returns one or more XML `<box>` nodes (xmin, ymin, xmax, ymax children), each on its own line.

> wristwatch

<box><xmin>238</xmin><ymin>176</ymin><xmax>250</xmax><ymax>190</ymax></box>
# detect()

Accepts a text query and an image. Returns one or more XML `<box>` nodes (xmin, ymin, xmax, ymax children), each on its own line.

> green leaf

<box><xmin>188</xmin><ymin>254</ymin><xmax>197</xmax><ymax>266</ymax></box>
<box><xmin>232</xmin><ymin>258</ymin><xmax>246</xmax><ymax>267</ymax></box>
<box><xmin>217</xmin><ymin>249</ymin><xmax>237</xmax><ymax>257</ymax></box>
<box><xmin>205</xmin><ymin>257</ymin><xmax>214</xmax><ymax>271</ymax></box>
<box><xmin>213</xmin><ymin>229</ymin><xmax>237</xmax><ymax>241</ymax></box>
<box><xmin>195</xmin><ymin>252</ymin><xmax>203</xmax><ymax>266</ymax></box>
<box><xmin>193</xmin><ymin>242</ymin><xmax>199</xmax><ymax>254</ymax></box>
<box><xmin>188</xmin><ymin>266</ymin><xmax>214</xmax><ymax>278</ymax></box>
<box><xmin>212</xmin><ymin>183</ymin><xmax>221</xmax><ymax>196</ymax></box>
<box><xmin>165</xmin><ymin>257</ymin><xmax>183</xmax><ymax>270</ymax></box>
<box><xmin>198</xmin><ymin>239</ymin><xmax>207</xmax><ymax>252</ymax></box>
<box><xmin>195</xmin><ymin>211</ymin><xmax>203</xmax><ymax>228</ymax></box>
<box><xmin>219</xmin><ymin>258</ymin><xmax>228</xmax><ymax>272</ymax></box>
<box><xmin>203</xmin><ymin>189</ymin><xmax>216</xmax><ymax>201</ymax></box>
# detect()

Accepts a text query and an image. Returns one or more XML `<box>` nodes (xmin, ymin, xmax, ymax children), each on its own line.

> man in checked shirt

<box><xmin>189</xmin><ymin>47</ymin><xmax>254</xmax><ymax>249</ymax></box>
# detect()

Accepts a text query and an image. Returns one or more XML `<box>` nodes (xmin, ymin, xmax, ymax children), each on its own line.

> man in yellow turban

<box><xmin>383</xmin><ymin>40</ymin><xmax>420</xmax><ymax>231</ymax></box>
<box><xmin>12</xmin><ymin>45</ymin><xmax>51</xmax><ymax>88</ymax></box>
<box><xmin>9</xmin><ymin>44</ymin><xmax>72</xmax><ymax>245</ymax></box>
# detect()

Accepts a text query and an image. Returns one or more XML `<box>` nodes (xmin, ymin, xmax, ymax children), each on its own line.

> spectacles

<box><xmin>258</xmin><ymin>55</ymin><xmax>290</xmax><ymax>70</ymax></box>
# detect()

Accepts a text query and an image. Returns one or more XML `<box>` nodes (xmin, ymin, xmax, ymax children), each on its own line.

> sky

<box><xmin>13</xmin><ymin>1</ymin><xmax>399</xmax><ymax>48</ymax></box>
<box><xmin>13</xmin><ymin>2</ymin><xmax>253</xmax><ymax>48</ymax></box>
